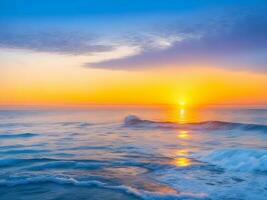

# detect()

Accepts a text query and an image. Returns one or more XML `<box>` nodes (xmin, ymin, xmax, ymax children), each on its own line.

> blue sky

<box><xmin>0</xmin><ymin>0</ymin><xmax>267</xmax><ymax>71</ymax></box>
<box><xmin>0</xmin><ymin>0</ymin><xmax>254</xmax><ymax>16</ymax></box>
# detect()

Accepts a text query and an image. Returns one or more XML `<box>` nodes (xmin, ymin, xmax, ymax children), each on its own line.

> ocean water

<box><xmin>0</xmin><ymin>107</ymin><xmax>266</xmax><ymax>200</ymax></box>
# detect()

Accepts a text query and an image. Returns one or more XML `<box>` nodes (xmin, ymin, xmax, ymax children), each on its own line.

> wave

<box><xmin>0</xmin><ymin>133</ymin><xmax>38</xmax><ymax>139</ymax></box>
<box><xmin>0</xmin><ymin>122</ymin><xmax>33</xmax><ymax>128</ymax></box>
<box><xmin>59</xmin><ymin>121</ymin><xmax>92</xmax><ymax>128</ymax></box>
<box><xmin>0</xmin><ymin>157</ymin><xmax>147</xmax><ymax>171</ymax></box>
<box><xmin>59</xmin><ymin>145</ymin><xmax>112</xmax><ymax>151</ymax></box>
<box><xmin>196</xmin><ymin>148</ymin><xmax>267</xmax><ymax>172</ymax></box>
<box><xmin>0</xmin><ymin>158</ymin><xmax>52</xmax><ymax>167</ymax></box>
<box><xmin>29</xmin><ymin>161</ymin><xmax>104</xmax><ymax>170</ymax></box>
<box><xmin>0</xmin><ymin>175</ymin><xmax>207</xmax><ymax>200</ymax></box>
<box><xmin>0</xmin><ymin>157</ymin><xmax>107</xmax><ymax>167</ymax></box>
<box><xmin>124</xmin><ymin>115</ymin><xmax>267</xmax><ymax>132</ymax></box>
<box><xmin>0</xmin><ymin>149</ymin><xmax>49</xmax><ymax>155</ymax></box>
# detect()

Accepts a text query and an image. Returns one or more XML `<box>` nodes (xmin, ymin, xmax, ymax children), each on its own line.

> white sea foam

<box><xmin>196</xmin><ymin>148</ymin><xmax>267</xmax><ymax>172</ymax></box>
<box><xmin>154</xmin><ymin>166</ymin><xmax>267</xmax><ymax>200</ymax></box>
<box><xmin>0</xmin><ymin>175</ymin><xmax>207</xmax><ymax>200</ymax></box>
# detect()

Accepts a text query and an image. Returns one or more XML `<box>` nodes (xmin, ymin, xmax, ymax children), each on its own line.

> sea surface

<box><xmin>0</xmin><ymin>106</ymin><xmax>266</xmax><ymax>200</ymax></box>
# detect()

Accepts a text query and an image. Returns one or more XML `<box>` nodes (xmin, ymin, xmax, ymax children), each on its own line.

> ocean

<box><xmin>0</xmin><ymin>107</ymin><xmax>266</xmax><ymax>200</ymax></box>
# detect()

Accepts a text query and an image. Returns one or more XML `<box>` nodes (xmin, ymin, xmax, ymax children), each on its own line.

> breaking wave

<box><xmin>0</xmin><ymin>175</ymin><xmax>207</xmax><ymax>200</ymax></box>
<box><xmin>124</xmin><ymin>115</ymin><xmax>267</xmax><ymax>132</ymax></box>
<box><xmin>196</xmin><ymin>148</ymin><xmax>267</xmax><ymax>172</ymax></box>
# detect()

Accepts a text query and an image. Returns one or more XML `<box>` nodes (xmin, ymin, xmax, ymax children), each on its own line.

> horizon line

<box><xmin>0</xmin><ymin>103</ymin><xmax>266</xmax><ymax>109</ymax></box>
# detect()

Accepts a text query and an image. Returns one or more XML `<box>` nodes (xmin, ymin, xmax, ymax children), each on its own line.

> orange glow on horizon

<box><xmin>0</xmin><ymin>50</ymin><xmax>267</xmax><ymax>107</ymax></box>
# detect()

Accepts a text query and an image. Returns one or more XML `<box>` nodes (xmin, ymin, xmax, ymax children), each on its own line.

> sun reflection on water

<box><xmin>177</xmin><ymin>130</ymin><xmax>190</xmax><ymax>139</ymax></box>
<box><xmin>173</xmin><ymin>157</ymin><xmax>192</xmax><ymax>167</ymax></box>
<box><xmin>175</xmin><ymin>149</ymin><xmax>189</xmax><ymax>156</ymax></box>
<box><xmin>166</xmin><ymin>103</ymin><xmax>200</xmax><ymax>123</ymax></box>
<box><xmin>172</xmin><ymin>104</ymin><xmax>194</xmax><ymax>167</ymax></box>
<box><xmin>178</xmin><ymin>108</ymin><xmax>186</xmax><ymax>123</ymax></box>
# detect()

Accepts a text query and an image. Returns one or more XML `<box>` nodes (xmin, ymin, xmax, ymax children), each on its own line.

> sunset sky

<box><xmin>0</xmin><ymin>0</ymin><xmax>267</xmax><ymax>107</ymax></box>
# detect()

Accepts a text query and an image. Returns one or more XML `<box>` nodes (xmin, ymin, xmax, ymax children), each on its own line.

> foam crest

<box><xmin>0</xmin><ymin>175</ymin><xmax>207</xmax><ymax>200</ymax></box>
<box><xmin>124</xmin><ymin>115</ymin><xmax>267</xmax><ymax>132</ymax></box>
<box><xmin>197</xmin><ymin>149</ymin><xmax>267</xmax><ymax>172</ymax></box>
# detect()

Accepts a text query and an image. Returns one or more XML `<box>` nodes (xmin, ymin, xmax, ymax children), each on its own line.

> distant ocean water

<box><xmin>0</xmin><ymin>107</ymin><xmax>266</xmax><ymax>200</ymax></box>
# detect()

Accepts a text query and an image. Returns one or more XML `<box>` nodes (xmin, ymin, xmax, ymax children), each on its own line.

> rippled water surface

<box><xmin>0</xmin><ymin>107</ymin><xmax>266</xmax><ymax>200</ymax></box>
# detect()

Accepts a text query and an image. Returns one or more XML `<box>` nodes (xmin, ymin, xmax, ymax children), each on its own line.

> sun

<box><xmin>179</xmin><ymin>101</ymin><xmax>185</xmax><ymax>107</ymax></box>
<box><xmin>179</xmin><ymin>99</ymin><xmax>186</xmax><ymax>107</ymax></box>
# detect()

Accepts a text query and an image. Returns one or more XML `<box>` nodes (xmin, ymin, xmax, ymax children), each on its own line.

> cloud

<box><xmin>88</xmin><ymin>8</ymin><xmax>267</xmax><ymax>72</ymax></box>
<box><xmin>83</xmin><ymin>32</ymin><xmax>189</xmax><ymax>67</ymax></box>
<box><xmin>0</xmin><ymin>1</ymin><xmax>266</xmax><ymax>72</ymax></box>
<box><xmin>0</xmin><ymin>29</ymin><xmax>114</xmax><ymax>55</ymax></box>
<box><xmin>0</xmin><ymin>18</ymin><xmax>190</xmax><ymax>65</ymax></box>
<box><xmin>83</xmin><ymin>45</ymin><xmax>141</xmax><ymax>64</ymax></box>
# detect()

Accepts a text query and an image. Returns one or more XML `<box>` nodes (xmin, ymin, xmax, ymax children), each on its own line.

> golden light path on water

<box><xmin>173</xmin><ymin>102</ymin><xmax>193</xmax><ymax>167</ymax></box>
<box><xmin>173</xmin><ymin>131</ymin><xmax>193</xmax><ymax>167</ymax></box>
<box><xmin>177</xmin><ymin>130</ymin><xmax>190</xmax><ymax>139</ymax></box>
<box><xmin>173</xmin><ymin>157</ymin><xmax>192</xmax><ymax>167</ymax></box>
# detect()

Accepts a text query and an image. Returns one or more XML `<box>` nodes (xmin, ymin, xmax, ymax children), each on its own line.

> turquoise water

<box><xmin>0</xmin><ymin>107</ymin><xmax>266</xmax><ymax>200</ymax></box>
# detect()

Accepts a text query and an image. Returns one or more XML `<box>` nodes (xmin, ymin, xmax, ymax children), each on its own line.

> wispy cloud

<box><xmin>84</xmin><ymin>45</ymin><xmax>141</xmax><ymax>64</ymax></box>
<box><xmin>89</xmin><ymin>8</ymin><xmax>267</xmax><ymax>72</ymax></box>
<box><xmin>0</xmin><ymin>18</ymin><xmax>191</xmax><ymax>65</ymax></box>
<box><xmin>0</xmin><ymin>30</ymin><xmax>113</xmax><ymax>55</ymax></box>
<box><xmin>0</xmin><ymin>1</ymin><xmax>266</xmax><ymax>72</ymax></box>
